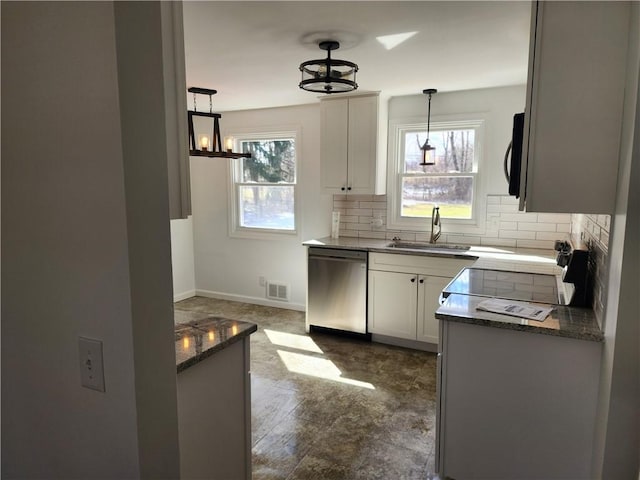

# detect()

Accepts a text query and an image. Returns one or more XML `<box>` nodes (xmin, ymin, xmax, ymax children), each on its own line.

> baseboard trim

<box><xmin>174</xmin><ymin>289</ymin><xmax>196</xmax><ymax>302</ymax></box>
<box><xmin>371</xmin><ymin>334</ymin><xmax>438</xmax><ymax>353</ymax></box>
<box><xmin>195</xmin><ymin>289</ymin><xmax>305</xmax><ymax>312</ymax></box>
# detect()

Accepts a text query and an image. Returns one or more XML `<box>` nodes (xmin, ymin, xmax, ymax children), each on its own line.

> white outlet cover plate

<box><xmin>78</xmin><ymin>337</ymin><xmax>105</xmax><ymax>392</ymax></box>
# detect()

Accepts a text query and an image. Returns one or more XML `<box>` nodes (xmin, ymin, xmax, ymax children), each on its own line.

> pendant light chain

<box><xmin>426</xmin><ymin>92</ymin><xmax>432</xmax><ymax>144</ymax></box>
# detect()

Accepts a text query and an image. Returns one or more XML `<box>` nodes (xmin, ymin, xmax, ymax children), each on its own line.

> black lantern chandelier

<box><xmin>299</xmin><ymin>41</ymin><xmax>358</xmax><ymax>94</ymax></box>
<box><xmin>187</xmin><ymin>87</ymin><xmax>250</xmax><ymax>159</ymax></box>
<box><xmin>419</xmin><ymin>88</ymin><xmax>438</xmax><ymax>166</ymax></box>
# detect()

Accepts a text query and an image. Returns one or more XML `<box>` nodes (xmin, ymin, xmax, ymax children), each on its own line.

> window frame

<box><xmin>227</xmin><ymin>128</ymin><xmax>301</xmax><ymax>240</ymax></box>
<box><xmin>387</xmin><ymin>114</ymin><xmax>487</xmax><ymax>233</ymax></box>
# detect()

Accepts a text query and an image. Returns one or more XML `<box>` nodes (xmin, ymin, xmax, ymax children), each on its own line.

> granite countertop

<box><xmin>436</xmin><ymin>293</ymin><xmax>603</xmax><ymax>342</ymax></box>
<box><xmin>303</xmin><ymin>236</ymin><xmax>563</xmax><ymax>275</ymax></box>
<box><xmin>175</xmin><ymin>317</ymin><xmax>257</xmax><ymax>373</ymax></box>
<box><xmin>303</xmin><ymin>236</ymin><xmax>474</xmax><ymax>259</ymax></box>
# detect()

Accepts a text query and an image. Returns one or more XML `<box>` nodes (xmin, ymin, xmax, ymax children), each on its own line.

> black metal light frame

<box><xmin>187</xmin><ymin>87</ymin><xmax>250</xmax><ymax>159</ymax></box>
<box><xmin>420</xmin><ymin>88</ymin><xmax>438</xmax><ymax>166</ymax></box>
<box><xmin>299</xmin><ymin>41</ymin><xmax>358</xmax><ymax>94</ymax></box>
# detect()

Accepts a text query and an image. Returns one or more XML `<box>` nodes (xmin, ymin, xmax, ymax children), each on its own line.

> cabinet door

<box><xmin>320</xmin><ymin>98</ymin><xmax>349</xmax><ymax>193</ymax></box>
<box><xmin>347</xmin><ymin>95</ymin><xmax>378</xmax><ymax>194</ymax></box>
<box><xmin>521</xmin><ymin>1</ymin><xmax>628</xmax><ymax>213</ymax></box>
<box><xmin>417</xmin><ymin>275</ymin><xmax>450</xmax><ymax>344</ymax></box>
<box><xmin>368</xmin><ymin>270</ymin><xmax>417</xmax><ymax>340</ymax></box>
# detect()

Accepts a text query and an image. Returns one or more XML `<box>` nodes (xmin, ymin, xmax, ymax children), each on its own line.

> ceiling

<box><xmin>182</xmin><ymin>1</ymin><xmax>531</xmax><ymax>112</ymax></box>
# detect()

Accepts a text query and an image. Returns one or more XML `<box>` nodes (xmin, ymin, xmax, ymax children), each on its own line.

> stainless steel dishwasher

<box><xmin>307</xmin><ymin>247</ymin><xmax>368</xmax><ymax>337</ymax></box>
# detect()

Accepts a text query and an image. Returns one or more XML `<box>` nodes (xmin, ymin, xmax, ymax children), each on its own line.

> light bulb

<box><xmin>420</xmin><ymin>145</ymin><xmax>436</xmax><ymax>166</ymax></box>
<box><xmin>198</xmin><ymin>134</ymin><xmax>210</xmax><ymax>151</ymax></box>
<box><xmin>224</xmin><ymin>137</ymin><xmax>234</xmax><ymax>153</ymax></box>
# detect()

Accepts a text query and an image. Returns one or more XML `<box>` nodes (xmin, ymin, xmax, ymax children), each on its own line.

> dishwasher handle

<box><xmin>308</xmin><ymin>247</ymin><xmax>367</xmax><ymax>262</ymax></box>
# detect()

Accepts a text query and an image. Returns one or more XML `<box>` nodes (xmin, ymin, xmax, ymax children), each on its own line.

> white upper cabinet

<box><xmin>320</xmin><ymin>93</ymin><xmax>387</xmax><ymax>195</ymax></box>
<box><xmin>520</xmin><ymin>1</ymin><xmax>629</xmax><ymax>214</ymax></box>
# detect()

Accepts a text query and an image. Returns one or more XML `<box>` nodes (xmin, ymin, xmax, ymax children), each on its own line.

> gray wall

<box><xmin>1</xmin><ymin>2</ymin><xmax>180</xmax><ymax>477</ymax></box>
<box><xmin>592</xmin><ymin>3</ymin><xmax>640</xmax><ymax>478</ymax></box>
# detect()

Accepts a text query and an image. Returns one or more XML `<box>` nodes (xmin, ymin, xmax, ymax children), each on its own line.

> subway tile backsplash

<box><xmin>332</xmin><ymin>194</ymin><xmax>572</xmax><ymax>250</ymax></box>
<box><xmin>571</xmin><ymin>213</ymin><xmax>611</xmax><ymax>327</ymax></box>
<box><xmin>331</xmin><ymin>194</ymin><xmax>612</xmax><ymax>326</ymax></box>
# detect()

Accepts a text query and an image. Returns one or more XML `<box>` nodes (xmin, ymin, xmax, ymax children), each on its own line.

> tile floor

<box><xmin>175</xmin><ymin>296</ymin><xmax>438</xmax><ymax>480</ymax></box>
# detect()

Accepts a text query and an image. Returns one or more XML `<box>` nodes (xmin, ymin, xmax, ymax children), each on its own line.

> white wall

<box><xmin>190</xmin><ymin>103</ymin><xmax>332</xmax><ymax>310</ymax></box>
<box><xmin>177</xmin><ymin>87</ymin><xmax>524</xmax><ymax>308</ymax></box>
<box><xmin>171</xmin><ymin>217</ymin><xmax>196</xmax><ymax>301</ymax></box>
<box><xmin>1</xmin><ymin>2</ymin><xmax>180</xmax><ymax>477</ymax></box>
<box><xmin>113</xmin><ymin>3</ymin><xmax>181</xmax><ymax>476</ymax></box>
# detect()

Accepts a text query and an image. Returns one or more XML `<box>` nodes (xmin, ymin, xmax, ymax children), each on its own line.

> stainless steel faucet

<box><xmin>430</xmin><ymin>206</ymin><xmax>441</xmax><ymax>243</ymax></box>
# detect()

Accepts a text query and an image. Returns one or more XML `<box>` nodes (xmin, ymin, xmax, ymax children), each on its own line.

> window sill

<box><xmin>229</xmin><ymin>226</ymin><xmax>299</xmax><ymax>241</ymax></box>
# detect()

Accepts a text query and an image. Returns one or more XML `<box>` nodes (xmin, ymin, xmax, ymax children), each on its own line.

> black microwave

<box><xmin>504</xmin><ymin>112</ymin><xmax>525</xmax><ymax>197</ymax></box>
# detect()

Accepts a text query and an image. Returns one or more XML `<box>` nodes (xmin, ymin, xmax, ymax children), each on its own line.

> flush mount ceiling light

<box><xmin>187</xmin><ymin>87</ymin><xmax>250</xmax><ymax>159</ymax></box>
<box><xmin>420</xmin><ymin>88</ymin><xmax>438</xmax><ymax>166</ymax></box>
<box><xmin>299</xmin><ymin>40</ymin><xmax>358</xmax><ymax>94</ymax></box>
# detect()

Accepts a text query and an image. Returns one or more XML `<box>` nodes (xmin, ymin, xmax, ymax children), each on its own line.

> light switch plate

<box><xmin>78</xmin><ymin>337</ymin><xmax>105</xmax><ymax>392</ymax></box>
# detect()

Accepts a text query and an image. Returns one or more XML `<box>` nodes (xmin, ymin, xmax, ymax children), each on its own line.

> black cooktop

<box><xmin>443</xmin><ymin>268</ymin><xmax>566</xmax><ymax>305</ymax></box>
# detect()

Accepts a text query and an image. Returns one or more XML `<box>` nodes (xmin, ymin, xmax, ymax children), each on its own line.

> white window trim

<box><xmin>386</xmin><ymin>113</ymin><xmax>488</xmax><ymax>235</ymax></box>
<box><xmin>227</xmin><ymin>126</ymin><xmax>301</xmax><ymax>240</ymax></box>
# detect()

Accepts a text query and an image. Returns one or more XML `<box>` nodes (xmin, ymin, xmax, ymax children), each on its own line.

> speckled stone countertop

<box><xmin>304</xmin><ymin>236</ymin><xmax>476</xmax><ymax>259</ymax></box>
<box><xmin>303</xmin><ymin>236</ymin><xmax>563</xmax><ymax>275</ymax></box>
<box><xmin>175</xmin><ymin>317</ymin><xmax>257</xmax><ymax>373</ymax></box>
<box><xmin>436</xmin><ymin>293</ymin><xmax>603</xmax><ymax>342</ymax></box>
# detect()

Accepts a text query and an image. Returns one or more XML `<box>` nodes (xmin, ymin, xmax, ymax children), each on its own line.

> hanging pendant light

<box><xmin>420</xmin><ymin>88</ymin><xmax>438</xmax><ymax>166</ymax></box>
<box><xmin>299</xmin><ymin>40</ymin><xmax>358</xmax><ymax>94</ymax></box>
<box><xmin>187</xmin><ymin>87</ymin><xmax>250</xmax><ymax>159</ymax></box>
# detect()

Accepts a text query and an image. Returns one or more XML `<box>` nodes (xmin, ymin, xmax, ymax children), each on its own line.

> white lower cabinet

<box><xmin>368</xmin><ymin>253</ymin><xmax>474</xmax><ymax>346</ymax></box>
<box><xmin>368</xmin><ymin>270</ymin><xmax>418</xmax><ymax>340</ymax></box>
<box><xmin>437</xmin><ymin>320</ymin><xmax>602</xmax><ymax>479</ymax></box>
<box><xmin>417</xmin><ymin>275</ymin><xmax>451</xmax><ymax>344</ymax></box>
<box><xmin>177</xmin><ymin>338</ymin><xmax>252</xmax><ymax>480</ymax></box>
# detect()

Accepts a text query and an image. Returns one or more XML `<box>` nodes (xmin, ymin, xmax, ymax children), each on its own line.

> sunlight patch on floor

<box><xmin>264</xmin><ymin>329</ymin><xmax>323</xmax><ymax>353</ymax></box>
<box><xmin>277</xmin><ymin>349</ymin><xmax>375</xmax><ymax>390</ymax></box>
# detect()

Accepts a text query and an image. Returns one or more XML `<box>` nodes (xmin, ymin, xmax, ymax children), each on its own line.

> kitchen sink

<box><xmin>386</xmin><ymin>241</ymin><xmax>471</xmax><ymax>251</ymax></box>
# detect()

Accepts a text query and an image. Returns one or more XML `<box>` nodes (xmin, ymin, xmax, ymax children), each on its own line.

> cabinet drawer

<box><xmin>369</xmin><ymin>252</ymin><xmax>475</xmax><ymax>277</ymax></box>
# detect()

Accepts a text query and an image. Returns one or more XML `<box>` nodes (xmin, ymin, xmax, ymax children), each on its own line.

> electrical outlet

<box><xmin>259</xmin><ymin>276</ymin><xmax>266</xmax><ymax>287</ymax></box>
<box><xmin>78</xmin><ymin>337</ymin><xmax>105</xmax><ymax>392</ymax></box>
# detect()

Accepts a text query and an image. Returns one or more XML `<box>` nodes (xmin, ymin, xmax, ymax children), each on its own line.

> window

<box><xmin>388</xmin><ymin>119</ymin><xmax>483</xmax><ymax>231</ymax></box>
<box><xmin>229</xmin><ymin>131</ymin><xmax>298</xmax><ymax>237</ymax></box>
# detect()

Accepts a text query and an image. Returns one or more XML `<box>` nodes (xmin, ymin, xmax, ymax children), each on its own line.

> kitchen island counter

<box><xmin>176</xmin><ymin>316</ymin><xmax>256</xmax><ymax>479</ymax></box>
<box><xmin>175</xmin><ymin>317</ymin><xmax>257</xmax><ymax>373</ymax></box>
